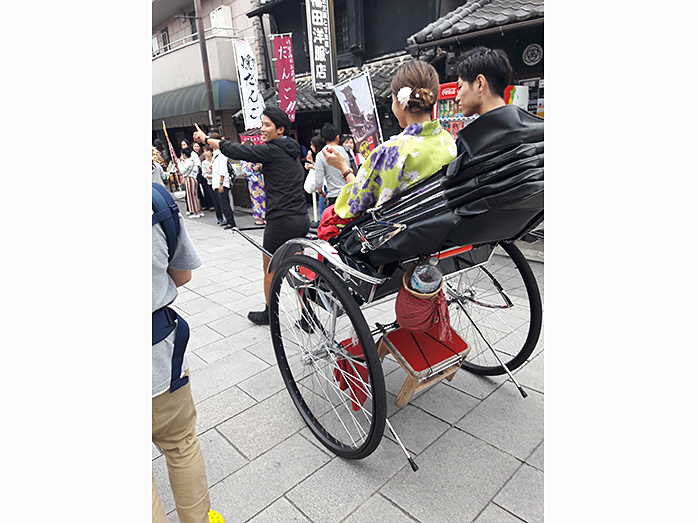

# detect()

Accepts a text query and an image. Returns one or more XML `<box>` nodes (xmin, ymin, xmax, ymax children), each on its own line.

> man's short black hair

<box><xmin>456</xmin><ymin>46</ymin><xmax>512</xmax><ymax>100</ymax></box>
<box><xmin>320</xmin><ymin>123</ymin><xmax>341</xmax><ymax>143</ymax></box>
<box><xmin>263</xmin><ymin>105</ymin><xmax>291</xmax><ymax>136</ymax></box>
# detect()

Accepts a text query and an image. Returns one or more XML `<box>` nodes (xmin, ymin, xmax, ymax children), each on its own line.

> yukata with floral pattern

<box><xmin>333</xmin><ymin>120</ymin><xmax>457</xmax><ymax>219</ymax></box>
<box><xmin>241</xmin><ymin>160</ymin><xmax>266</xmax><ymax>223</ymax></box>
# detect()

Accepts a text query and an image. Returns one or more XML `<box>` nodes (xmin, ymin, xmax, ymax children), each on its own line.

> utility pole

<box><xmin>194</xmin><ymin>0</ymin><xmax>217</xmax><ymax>132</ymax></box>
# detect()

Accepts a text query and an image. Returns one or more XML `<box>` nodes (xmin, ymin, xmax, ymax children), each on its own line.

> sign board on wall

<box><xmin>271</xmin><ymin>34</ymin><xmax>297</xmax><ymax>122</ymax></box>
<box><xmin>305</xmin><ymin>0</ymin><xmax>335</xmax><ymax>94</ymax></box>
<box><xmin>334</xmin><ymin>73</ymin><xmax>383</xmax><ymax>158</ymax></box>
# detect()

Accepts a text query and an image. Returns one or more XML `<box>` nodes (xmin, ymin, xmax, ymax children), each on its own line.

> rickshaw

<box><xmin>234</xmin><ymin>105</ymin><xmax>543</xmax><ymax>470</ymax></box>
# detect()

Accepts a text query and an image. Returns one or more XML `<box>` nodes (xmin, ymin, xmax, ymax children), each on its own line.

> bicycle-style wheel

<box><xmin>269</xmin><ymin>254</ymin><xmax>386</xmax><ymax>459</ymax></box>
<box><xmin>444</xmin><ymin>241</ymin><xmax>542</xmax><ymax>376</ymax></box>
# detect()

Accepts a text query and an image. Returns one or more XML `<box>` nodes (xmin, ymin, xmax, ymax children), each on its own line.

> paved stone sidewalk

<box><xmin>153</xmin><ymin>197</ymin><xmax>544</xmax><ymax>523</ymax></box>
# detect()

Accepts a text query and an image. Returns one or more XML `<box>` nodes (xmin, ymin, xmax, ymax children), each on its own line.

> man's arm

<box><xmin>192</xmin><ymin>124</ymin><xmax>274</xmax><ymax>164</ymax></box>
<box><xmin>314</xmin><ymin>152</ymin><xmax>326</xmax><ymax>191</ymax></box>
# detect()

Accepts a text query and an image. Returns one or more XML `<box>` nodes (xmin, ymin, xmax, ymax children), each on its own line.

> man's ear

<box><xmin>476</xmin><ymin>74</ymin><xmax>487</xmax><ymax>94</ymax></box>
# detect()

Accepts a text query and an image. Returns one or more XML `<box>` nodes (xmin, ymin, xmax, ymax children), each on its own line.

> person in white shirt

<box><xmin>210</xmin><ymin>133</ymin><xmax>236</xmax><ymax>229</ymax></box>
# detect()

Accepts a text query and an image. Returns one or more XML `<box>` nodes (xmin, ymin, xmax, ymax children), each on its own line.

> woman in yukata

<box><xmin>240</xmin><ymin>140</ymin><xmax>266</xmax><ymax>225</ymax></box>
<box><xmin>321</xmin><ymin>59</ymin><xmax>457</xmax><ymax>234</ymax></box>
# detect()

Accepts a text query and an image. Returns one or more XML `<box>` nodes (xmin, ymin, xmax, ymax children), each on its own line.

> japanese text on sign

<box><xmin>272</xmin><ymin>35</ymin><xmax>297</xmax><ymax>122</ymax></box>
<box><xmin>305</xmin><ymin>0</ymin><xmax>334</xmax><ymax>94</ymax></box>
<box><xmin>234</xmin><ymin>38</ymin><xmax>266</xmax><ymax>130</ymax></box>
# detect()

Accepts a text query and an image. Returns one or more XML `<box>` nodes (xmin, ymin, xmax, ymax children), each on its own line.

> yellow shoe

<box><xmin>209</xmin><ymin>509</ymin><xmax>225</xmax><ymax>523</ymax></box>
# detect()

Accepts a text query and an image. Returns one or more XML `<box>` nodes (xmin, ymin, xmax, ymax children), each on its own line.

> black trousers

<box><xmin>197</xmin><ymin>173</ymin><xmax>214</xmax><ymax>209</ymax></box>
<box><xmin>216</xmin><ymin>187</ymin><xmax>236</xmax><ymax>226</ymax></box>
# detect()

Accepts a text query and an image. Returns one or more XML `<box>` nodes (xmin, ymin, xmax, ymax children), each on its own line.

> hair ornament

<box><xmin>397</xmin><ymin>87</ymin><xmax>412</xmax><ymax>108</ymax></box>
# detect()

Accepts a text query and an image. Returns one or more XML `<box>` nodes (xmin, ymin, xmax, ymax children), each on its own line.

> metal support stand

<box><xmin>385</xmin><ymin>419</ymin><xmax>418</xmax><ymax>472</ymax></box>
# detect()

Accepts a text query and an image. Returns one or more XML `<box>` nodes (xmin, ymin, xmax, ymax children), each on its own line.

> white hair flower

<box><xmin>396</xmin><ymin>87</ymin><xmax>412</xmax><ymax>108</ymax></box>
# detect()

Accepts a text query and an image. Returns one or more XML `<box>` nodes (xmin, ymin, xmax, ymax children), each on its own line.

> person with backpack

<box><xmin>313</xmin><ymin>123</ymin><xmax>355</xmax><ymax>207</ymax></box>
<box><xmin>151</xmin><ymin>183</ymin><xmax>224</xmax><ymax>523</ymax></box>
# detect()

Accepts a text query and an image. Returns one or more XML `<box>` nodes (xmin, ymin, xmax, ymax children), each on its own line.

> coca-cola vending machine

<box><xmin>433</xmin><ymin>82</ymin><xmax>477</xmax><ymax>140</ymax></box>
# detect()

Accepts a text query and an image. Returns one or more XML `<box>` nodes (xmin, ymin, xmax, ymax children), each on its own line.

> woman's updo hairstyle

<box><xmin>390</xmin><ymin>59</ymin><xmax>439</xmax><ymax>114</ymax></box>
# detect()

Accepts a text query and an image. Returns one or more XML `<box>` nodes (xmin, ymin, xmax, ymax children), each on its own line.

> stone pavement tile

<box><xmin>190</xmin><ymin>350</ymin><xmax>270</xmax><ymax>403</ymax></box>
<box><xmin>342</xmin><ymin>494</ymin><xmax>415</xmax><ymax>523</ymax></box>
<box><xmin>385</xmin><ymin>404</ymin><xmax>450</xmax><ymax>455</ymax></box>
<box><xmin>246</xmin><ymin>497</ymin><xmax>311</xmax><ymax>522</ymax></box>
<box><xmin>206</xmin><ymin>312</ymin><xmax>254</xmax><ymax>338</ymax></box>
<box><xmin>205</xmin><ymin>288</ymin><xmax>248</xmax><ymax>308</ymax></box>
<box><xmin>198</xmin><ymin>428</ymin><xmax>248</xmax><ymax>486</ymax></box>
<box><xmin>192</xmin><ymin>264</ymin><xmax>228</xmax><ymax>281</ymax></box>
<box><xmin>231</xmin><ymin>279</ymin><xmax>269</xmax><ymax>297</ymax></box>
<box><xmin>174</xmin><ymin>295</ymin><xmax>217</xmax><ymax>316</ymax></box>
<box><xmin>208</xmin><ymin>434</ymin><xmax>331</xmax><ymax>523</ymax></box>
<box><xmin>493</xmin><ymin>464</ymin><xmax>544</xmax><ymax>523</ymax></box>
<box><xmin>152</xmin><ymin>455</ymin><xmax>175</xmax><ymax>514</ymax></box>
<box><xmin>180</xmin><ymin>303</ymin><xmax>235</xmax><ymax>330</ymax></box>
<box><xmin>286</xmin><ymin>438</ymin><xmax>407</xmax><ymax>523</ymax></box>
<box><xmin>223</xmin><ymin>293</ymin><xmax>267</xmax><ymax>314</ymax></box>
<box><xmin>380</xmin><ymin>430</ymin><xmax>521</xmax><ymax>523</ymax></box>
<box><xmin>474</xmin><ymin>503</ymin><xmax>526</xmax><ymax>523</ymax></box>
<box><xmin>514</xmin><ymin>352</ymin><xmax>543</xmax><ymax>394</ymax></box>
<box><xmin>174</xmin><ymin>287</ymin><xmax>201</xmax><ymax>305</ymax></box>
<box><xmin>411</xmin><ymin>382</ymin><xmax>481</xmax><ymax>424</ymax></box>
<box><xmin>217</xmin><ymin>391</ymin><xmax>307</xmax><ymax>460</ymax></box>
<box><xmin>456</xmin><ymin>384</ymin><xmax>543</xmax><ymax>461</ymax></box>
<box><xmin>447</xmin><ymin>370</ymin><xmax>507</xmax><ymax>400</ymax></box>
<box><xmin>187</xmin><ymin>324</ymin><xmax>225</xmax><ymax>351</ymax></box>
<box><xmin>194</xmin><ymin>334</ymin><xmax>248</xmax><ymax>364</ymax></box>
<box><xmin>182</xmin><ymin>276</ymin><xmax>217</xmax><ymax>293</ymax></box>
<box><xmin>195</xmin><ymin>386</ymin><xmax>257</xmax><ymax>434</ymax></box>
<box><xmin>191</xmin><ymin>281</ymin><xmax>240</xmax><ymax>297</ymax></box>
<box><xmin>525</xmin><ymin>441</ymin><xmax>543</xmax><ymax>472</ymax></box>
<box><xmin>186</xmin><ymin>351</ymin><xmax>208</xmax><ymax>373</ymax></box>
<box><xmin>237</xmin><ymin>364</ymin><xmax>286</xmax><ymax>402</ymax></box>
<box><xmin>244</xmin><ymin>337</ymin><xmax>277</xmax><ymax>366</ymax></box>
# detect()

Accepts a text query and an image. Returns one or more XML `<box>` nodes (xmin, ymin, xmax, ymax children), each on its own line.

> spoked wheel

<box><xmin>443</xmin><ymin>241</ymin><xmax>542</xmax><ymax>376</ymax></box>
<box><xmin>269</xmin><ymin>254</ymin><xmax>387</xmax><ymax>459</ymax></box>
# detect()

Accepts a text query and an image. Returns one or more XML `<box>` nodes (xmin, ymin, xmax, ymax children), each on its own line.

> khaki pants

<box><xmin>152</xmin><ymin>373</ymin><xmax>210</xmax><ymax>523</ymax></box>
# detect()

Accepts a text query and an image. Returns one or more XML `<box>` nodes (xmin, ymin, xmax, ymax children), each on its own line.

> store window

<box><xmin>160</xmin><ymin>27</ymin><xmax>170</xmax><ymax>52</ymax></box>
<box><xmin>188</xmin><ymin>10</ymin><xmax>198</xmax><ymax>41</ymax></box>
<box><xmin>334</xmin><ymin>0</ymin><xmax>349</xmax><ymax>53</ymax></box>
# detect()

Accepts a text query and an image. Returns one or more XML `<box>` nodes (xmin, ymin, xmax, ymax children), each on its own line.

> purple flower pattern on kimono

<box><xmin>333</xmin><ymin>120</ymin><xmax>457</xmax><ymax>219</ymax></box>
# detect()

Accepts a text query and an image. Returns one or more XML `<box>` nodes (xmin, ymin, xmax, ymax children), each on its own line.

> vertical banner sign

<box><xmin>333</xmin><ymin>73</ymin><xmax>382</xmax><ymax>159</ymax></box>
<box><xmin>272</xmin><ymin>35</ymin><xmax>297</xmax><ymax>122</ymax></box>
<box><xmin>306</xmin><ymin>0</ymin><xmax>334</xmax><ymax>94</ymax></box>
<box><xmin>234</xmin><ymin>38</ymin><xmax>266</xmax><ymax>130</ymax></box>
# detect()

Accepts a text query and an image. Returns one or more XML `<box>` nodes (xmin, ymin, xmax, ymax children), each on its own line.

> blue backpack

<box><xmin>152</xmin><ymin>183</ymin><xmax>189</xmax><ymax>393</ymax></box>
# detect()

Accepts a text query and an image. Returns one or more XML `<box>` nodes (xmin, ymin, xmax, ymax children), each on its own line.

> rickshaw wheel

<box><xmin>270</xmin><ymin>254</ymin><xmax>387</xmax><ymax>459</ymax></box>
<box><xmin>444</xmin><ymin>241</ymin><xmax>542</xmax><ymax>376</ymax></box>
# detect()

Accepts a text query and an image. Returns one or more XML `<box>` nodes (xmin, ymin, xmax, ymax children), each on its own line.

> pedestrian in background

<box><xmin>315</xmin><ymin>123</ymin><xmax>353</xmax><ymax>207</ymax></box>
<box><xmin>210</xmin><ymin>132</ymin><xmax>237</xmax><ymax>229</ymax></box>
<box><xmin>180</xmin><ymin>148</ymin><xmax>204</xmax><ymax>218</ymax></box>
<box><xmin>340</xmin><ymin>135</ymin><xmax>366</xmax><ymax>167</ymax></box>
<box><xmin>192</xmin><ymin>141</ymin><xmax>215</xmax><ymax>211</ymax></box>
<box><xmin>240</xmin><ymin>140</ymin><xmax>266</xmax><ymax>225</ymax></box>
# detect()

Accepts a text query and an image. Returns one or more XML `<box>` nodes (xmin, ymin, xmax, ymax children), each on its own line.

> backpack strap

<box><xmin>152</xmin><ymin>306</ymin><xmax>190</xmax><ymax>393</ymax></box>
<box><xmin>152</xmin><ymin>183</ymin><xmax>180</xmax><ymax>262</ymax></box>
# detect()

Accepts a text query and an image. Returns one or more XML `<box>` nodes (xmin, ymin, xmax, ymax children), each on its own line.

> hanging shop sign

<box><xmin>305</xmin><ymin>0</ymin><xmax>335</xmax><ymax>94</ymax></box>
<box><xmin>234</xmin><ymin>38</ymin><xmax>266</xmax><ymax>130</ymax></box>
<box><xmin>271</xmin><ymin>34</ymin><xmax>297</xmax><ymax>122</ymax></box>
<box><xmin>334</xmin><ymin>73</ymin><xmax>383</xmax><ymax>158</ymax></box>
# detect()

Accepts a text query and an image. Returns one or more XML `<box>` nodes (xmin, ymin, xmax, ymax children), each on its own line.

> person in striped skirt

<box><xmin>180</xmin><ymin>148</ymin><xmax>204</xmax><ymax>218</ymax></box>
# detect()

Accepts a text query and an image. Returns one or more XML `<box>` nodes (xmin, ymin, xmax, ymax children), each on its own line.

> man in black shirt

<box><xmin>193</xmin><ymin>106</ymin><xmax>309</xmax><ymax>325</ymax></box>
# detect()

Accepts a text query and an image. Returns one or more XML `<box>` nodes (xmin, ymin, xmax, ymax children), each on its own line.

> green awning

<box><xmin>152</xmin><ymin>79</ymin><xmax>241</xmax><ymax>120</ymax></box>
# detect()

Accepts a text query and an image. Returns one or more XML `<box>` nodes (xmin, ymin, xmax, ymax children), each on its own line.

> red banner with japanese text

<box><xmin>240</xmin><ymin>133</ymin><xmax>263</xmax><ymax>145</ymax></box>
<box><xmin>272</xmin><ymin>35</ymin><xmax>297</xmax><ymax>122</ymax></box>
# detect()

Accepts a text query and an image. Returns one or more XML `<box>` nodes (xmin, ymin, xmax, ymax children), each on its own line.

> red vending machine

<box><xmin>433</xmin><ymin>82</ymin><xmax>477</xmax><ymax>140</ymax></box>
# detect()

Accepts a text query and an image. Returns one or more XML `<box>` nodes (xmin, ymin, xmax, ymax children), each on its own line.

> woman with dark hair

<box><xmin>180</xmin><ymin>147</ymin><xmax>204</xmax><ymax>218</ymax></box>
<box><xmin>320</xmin><ymin>59</ymin><xmax>457</xmax><ymax>235</ymax></box>
<box><xmin>191</xmin><ymin>141</ymin><xmax>215</xmax><ymax>211</ymax></box>
<box><xmin>339</xmin><ymin>134</ymin><xmax>365</xmax><ymax>167</ymax></box>
<box><xmin>152</xmin><ymin>139</ymin><xmax>169</xmax><ymax>171</ymax></box>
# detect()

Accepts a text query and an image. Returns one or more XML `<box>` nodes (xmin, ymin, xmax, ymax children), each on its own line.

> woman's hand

<box><xmin>323</xmin><ymin>145</ymin><xmax>349</xmax><ymax>173</ymax></box>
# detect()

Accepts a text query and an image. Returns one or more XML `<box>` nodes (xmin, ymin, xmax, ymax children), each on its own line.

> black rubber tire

<box><xmin>270</xmin><ymin>254</ymin><xmax>387</xmax><ymax>459</ymax></box>
<box><xmin>445</xmin><ymin>241</ymin><xmax>542</xmax><ymax>376</ymax></box>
